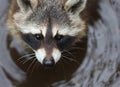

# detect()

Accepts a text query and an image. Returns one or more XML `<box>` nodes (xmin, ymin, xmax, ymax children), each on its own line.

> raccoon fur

<box><xmin>7</xmin><ymin>0</ymin><xmax>88</xmax><ymax>67</ymax></box>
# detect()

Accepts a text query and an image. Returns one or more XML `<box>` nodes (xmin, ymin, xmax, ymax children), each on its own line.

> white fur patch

<box><xmin>41</xmin><ymin>25</ymin><xmax>47</xmax><ymax>37</ymax></box>
<box><xmin>14</xmin><ymin>12</ymin><xmax>47</xmax><ymax>36</ymax></box>
<box><xmin>57</xmin><ymin>12</ymin><xmax>85</xmax><ymax>36</ymax></box>
<box><xmin>35</xmin><ymin>48</ymin><xmax>46</xmax><ymax>64</ymax></box>
<box><xmin>52</xmin><ymin>26</ymin><xmax>58</xmax><ymax>37</ymax></box>
<box><xmin>52</xmin><ymin>48</ymin><xmax>61</xmax><ymax>63</ymax></box>
<box><xmin>35</xmin><ymin>48</ymin><xmax>61</xmax><ymax>64</ymax></box>
<box><xmin>18</xmin><ymin>25</ymin><xmax>41</xmax><ymax>34</ymax></box>
<box><xmin>58</xmin><ymin>26</ymin><xmax>82</xmax><ymax>36</ymax></box>
<box><xmin>15</xmin><ymin>21</ymin><xmax>47</xmax><ymax>36</ymax></box>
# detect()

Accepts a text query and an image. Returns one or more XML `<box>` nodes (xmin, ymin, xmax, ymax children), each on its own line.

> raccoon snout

<box><xmin>43</xmin><ymin>57</ymin><xmax>55</xmax><ymax>67</ymax></box>
<box><xmin>35</xmin><ymin>48</ymin><xmax>61</xmax><ymax>66</ymax></box>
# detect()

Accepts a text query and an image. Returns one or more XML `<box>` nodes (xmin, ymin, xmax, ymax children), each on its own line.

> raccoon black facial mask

<box><xmin>8</xmin><ymin>0</ymin><xmax>87</xmax><ymax>66</ymax></box>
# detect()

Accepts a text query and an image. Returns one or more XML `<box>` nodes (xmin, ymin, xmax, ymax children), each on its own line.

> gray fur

<box><xmin>13</xmin><ymin>0</ymin><xmax>87</xmax><ymax>64</ymax></box>
<box><xmin>16</xmin><ymin>0</ymin><xmax>87</xmax><ymax>26</ymax></box>
<box><xmin>15</xmin><ymin>0</ymin><xmax>87</xmax><ymax>37</ymax></box>
<box><xmin>28</xmin><ymin>1</ymin><xmax>70</xmax><ymax>26</ymax></box>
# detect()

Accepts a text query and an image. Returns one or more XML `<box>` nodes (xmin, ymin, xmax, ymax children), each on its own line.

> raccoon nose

<box><xmin>43</xmin><ymin>57</ymin><xmax>55</xmax><ymax>67</ymax></box>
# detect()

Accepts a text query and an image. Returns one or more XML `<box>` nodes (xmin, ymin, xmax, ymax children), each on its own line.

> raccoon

<box><xmin>7</xmin><ymin>0</ymin><xmax>87</xmax><ymax>67</ymax></box>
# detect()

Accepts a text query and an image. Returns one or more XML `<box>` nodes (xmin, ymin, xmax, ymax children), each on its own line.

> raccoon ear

<box><xmin>64</xmin><ymin>0</ymin><xmax>87</xmax><ymax>14</ymax></box>
<box><xmin>17</xmin><ymin>0</ymin><xmax>31</xmax><ymax>13</ymax></box>
<box><xmin>17</xmin><ymin>0</ymin><xmax>38</xmax><ymax>13</ymax></box>
<box><xmin>30</xmin><ymin>0</ymin><xmax>38</xmax><ymax>9</ymax></box>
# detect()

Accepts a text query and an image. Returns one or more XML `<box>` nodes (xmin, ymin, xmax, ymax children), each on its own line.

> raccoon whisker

<box><xmin>18</xmin><ymin>55</ymin><xmax>35</xmax><ymax>64</ymax></box>
<box><xmin>24</xmin><ymin>46</ymin><xmax>35</xmax><ymax>52</ymax></box>
<box><xmin>59</xmin><ymin>59</ymin><xmax>67</xmax><ymax>80</ymax></box>
<box><xmin>62</xmin><ymin>50</ymin><xmax>76</xmax><ymax>59</ymax></box>
<box><xmin>18</xmin><ymin>58</ymin><xmax>27</xmax><ymax>64</ymax></box>
<box><xmin>29</xmin><ymin>59</ymin><xmax>38</xmax><ymax>77</ymax></box>
<box><xmin>26</xmin><ymin>58</ymin><xmax>36</xmax><ymax>73</ymax></box>
<box><xmin>22</xmin><ymin>56</ymin><xmax>36</xmax><ymax>64</ymax></box>
<box><xmin>17</xmin><ymin>53</ymin><xmax>35</xmax><ymax>60</ymax></box>
<box><xmin>17</xmin><ymin>53</ymin><xmax>35</xmax><ymax>61</ymax></box>
<box><xmin>17</xmin><ymin>57</ymin><xmax>33</xmax><ymax>64</ymax></box>
<box><xmin>32</xmin><ymin>59</ymin><xmax>37</xmax><ymax>72</ymax></box>
<box><xmin>62</xmin><ymin>55</ymin><xmax>79</xmax><ymax>64</ymax></box>
<box><xmin>61</xmin><ymin>57</ymin><xmax>72</xmax><ymax>65</ymax></box>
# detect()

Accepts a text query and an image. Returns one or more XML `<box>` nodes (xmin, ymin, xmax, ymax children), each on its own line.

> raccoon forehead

<box><xmin>28</xmin><ymin>6</ymin><xmax>70</xmax><ymax>25</ymax></box>
<box><xmin>57</xmin><ymin>27</ymin><xmax>83</xmax><ymax>36</ymax></box>
<box><xmin>16</xmin><ymin>23</ymin><xmax>47</xmax><ymax>36</ymax></box>
<box><xmin>20</xmin><ymin>25</ymin><xmax>41</xmax><ymax>34</ymax></box>
<box><xmin>16</xmin><ymin>22</ymin><xmax>84</xmax><ymax>37</ymax></box>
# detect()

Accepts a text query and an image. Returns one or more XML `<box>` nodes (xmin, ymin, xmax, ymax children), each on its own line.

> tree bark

<box><xmin>54</xmin><ymin>0</ymin><xmax>120</xmax><ymax>87</ymax></box>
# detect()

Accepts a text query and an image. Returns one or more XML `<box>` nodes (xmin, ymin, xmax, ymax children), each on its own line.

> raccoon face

<box><xmin>13</xmin><ymin>0</ymin><xmax>87</xmax><ymax>67</ymax></box>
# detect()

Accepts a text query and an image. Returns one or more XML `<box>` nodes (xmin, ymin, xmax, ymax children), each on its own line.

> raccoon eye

<box><xmin>55</xmin><ymin>34</ymin><xmax>64</xmax><ymax>41</ymax></box>
<box><xmin>34</xmin><ymin>34</ymin><xmax>43</xmax><ymax>40</ymax></box>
